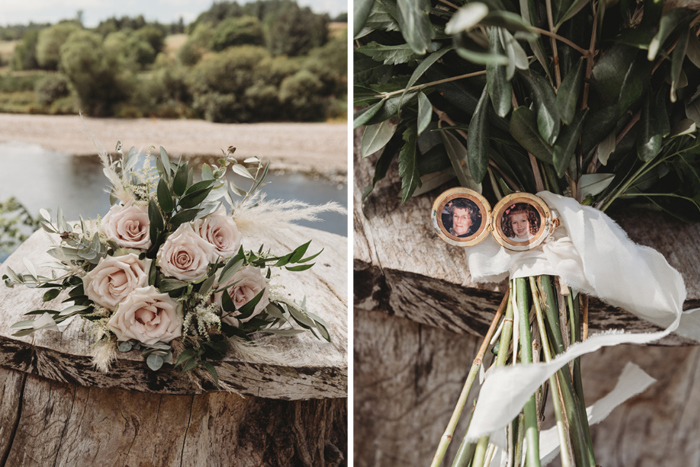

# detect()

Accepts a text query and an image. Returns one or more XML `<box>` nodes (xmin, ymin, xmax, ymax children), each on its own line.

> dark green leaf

<box><xmin>417</xmin><ymin>92</ymin><xmax>432</xmax><ymax>135</ymax></box>
<box><xmin>202</xmin><ymin>361</ymin><xmax>219</xmax><ymax>386</ymax></box>
<box><xmin>299</xmin><ymin>248</ymin><xmax>324</xmax><ymax>263</ymax></box>
<box><xmin>182</xmin><ymin>358</ymin><xmax>199</xmax><ymax>372</ymax></box>
<box><xmin>671</xmin><ymin>27</ymin><xmax>690</xmax><ymax>103</ymax></box>
<box><xmin>285</xmin><ymin>264</ymin><xmax>315</xmax><ymax>271</ymax></box>
<box><xmin>179</xmin><ymin>188</ymin><xmax>212</xmax><ymax>209</ymax></box>
<box><xmin>555</xmin><ymin>0</ymin><xmax>589</xmax><ymax>30</ymax></box>
<box><xmin>509</xmin><ymin>106</ymin><xmax>554</xmax><ymax>164</ymax></box>
<box><xmin>237</xmin><ymin>289</ymin><xmax>266</xmax><ymax>319</ymax></box>
<box><xmin>175</xmin><ymin>348</ymin><xmax>196</xmax><ymax>366</ymax></box>
<box><xmin>455</xmin><ymin>34</ymin><xmax>509</xmax><ymax>66</ymax></box>
<box><xmin>170</xmin><ymin>209</ymin><xmax>201</xmax><ymax>229</ymax></box>
<box><xmin>157</xmin><ymin>178</ymin><xmax>173</xmax><ymax>214</ymax></box>
<box><xmin>648</xmin><ymin>9</ymin><xmax>686</xmax><ymax>60</ymax></box>
<box><xmin>361</xmin><ymin>120</ymin><xmax>398</xmax><ymax>157</ymax></box>
<box><xmin>357</xmin><ymin>41</ymin><xmax>420</xmax><ymax>65</ymax></box>
<box><xmin>396</xmin><ymin>0</ymin><xmax>435</xmax><ymax>54</ymax></box>
<box><xmin>159</xmin><ymin>278</ymin><xmax>188</xmax><ymax>292</ymax></box>
<box><xmin>556</xmin><ymin>58</ymin><xmax>585</xmax><ymax>125</ymax></box>
<box><xmin>686</xmin><ymin>33</ymin><xmax>700</xmax><ymax>68</ymax></box>
<box><xmin>486</xmin><ymin>28</ymin><xmax>511</xmax><ymax>118</ymax></box>
<box><xmin>440</xmin><ymin>130</ymin><xmax>481</xmax><ymax>191</ymax></box>
<box><xmin>521</xmin><ymin>72</ymin><xmax>560</xmax><ymax>144</ymax></box>
<box><xmin>400</xmin><ymin>47</ymin><xmax>453</xmax><ymax>110</ymax></box>
<box><xmin>637</xmin><ymin>93</ymin><xmax>664</xmax><ymax>161</ymax></box>
<box><xmin>42</xmin><ymin>289</ymin><xmax>60</xmax><ymax>302</ymax></box>
<box><xmin>467</xmin><ymin>86</ymin><xmax>491</xmax><ymax>184</ymax></box>
<box><xmin>362</xmin><ymin>137</ymin><xmax>398</xmax><ymax>202</ymax></box>
<box><xmin>354</xmin><ymin>0</ymin><xmax>376</xmax><ymax>37</ymax></box>
<box><xmin>159</xmin><ymin>147</ymin><xmax>171</xmax><ymax>181</ymax></box>
<box><xmin>221</xmin><ymin>288</ymin><xmax>236</xmax><ymax>313</ymax></box>
<box><xmin>481</xmin><ymin>11</ymin><xmax>538</xmax><ymax>41</ymax></box>
<box><xmin>354</xmin><ymin>99</ymin><xmax>385</xmax><ymax>129</ymax></box>
<box><xmin>656</xmin><ymin>87</ymin><xmax>671</xmax><ymax>137</ymax></box>
<box><xmin>290</xmin><ymin>242</ymin><xmax>311</xmax><ymax>263</ymax></box>
<box><xmin>148</xmin><ymin>258</ymin><xmax>157</xmax><ymax>286</ymax></box>
<box><xmin>363</xmin><ymin>92</ymin><xmax>419</xmax><ymax>126</ymax></box>
<box><xmin>172</xmin><ymin>162</ymin><xmax>189</xmax><ymax>196</ymax></box>
<box><xmin>185</xmin><ymin>179</ymin><xmax>215</xmax><ymax>196</ymax></box>
<box><xmin>553</xmin><ymin>109</ymin><xmax>588</xmax><ymax>177</ymax></box>
<box><xmin>398</xmin><ymin>126</ymin><xmax>421</xmax><ymax>202</ymax></box>
<box><xmin>148</xmin><ymin>199</ymin><xmax>163</xmax><ymax>246</ymax></box>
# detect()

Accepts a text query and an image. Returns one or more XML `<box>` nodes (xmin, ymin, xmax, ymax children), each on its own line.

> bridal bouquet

<box><xmin>3</xmin><ymin>143</ymin><xmax>333</xmax><ymax>384</ymax></box>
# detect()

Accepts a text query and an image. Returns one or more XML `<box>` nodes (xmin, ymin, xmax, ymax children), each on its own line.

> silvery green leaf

<box><xmin>163</xmin><ymin>352</ymin><xmax>173</xmax><ymax>364</ymax></box>
<box><xmin>10</xmin><ymin>320</ymin><xmax>35</xmax><ymax>330</ymax></box>
<box><xmin>412</xmin><ymin>170</ymin><xmax>455</xmax><ymax>197</ymax></box>
<box><xmin>199</xmin><ymin>274</ymin><xmax>217</xmax><ymax>295</ymax></box>
<box><xmin>22</xmin><ymin>258</ymin><xmax>37</xmax><ymax>279</ymax></box>
<box><xmin>205</xmin><ymin>183</ymin><xmax>229</xmax><ymax>203</ymax></box>
<box><xmin>597</xmin><ymin>131</ymin><xmax>616</xmax><ymax>166</ymax></box>
<box><xmin>445</xmin><ymin>3</ymin><xmax>489</xmax><ymax>35</ymax></box>
<box><xmin>580</xmin><ymin>173</ymin><xmax>615</xmax><ymax>199</ymax></box>
<box><xmin>440</xmin><ymin>129</ymin><xmax>482</xmax><ymax>192</ymax></box>
<box><xmin>671</xmin><ymin>118</ymin><xmax>697</xmax><ymax>137</ymax></box>
<box><xmin>218</xmin><ymin>259</ymin><xmax>244</xmax><ymax>287</ymax></box>
<box><xmin>115</xmin><ymin>140</ymin><xmax>122</xmax><ymax>153</ymax></box>
<box><xmin>243</xmin><ymin>157</ymin><xmax>260</xmax><ymax>164</ymax></box>
<box><xmin>265</xmin><ymin>303</ymin><xmax>286</xmax><ymax>320</ymax></box>
<box><xmin>259</xmin><ymin>329</ymin><xmax>306</xmax><ymax>336</ymax></box>
<box><xmin>118</xmin><ymin>341</ymin><xmax>134</xmax><ymax>352</ymax></box>
<box><xmin>146</xmin><ymin>353</ymin><xmax>164</xmax><ymax>371</ymax></box>
<box><xmin>229</xmin><ymin>181</ymin><xmax>246</xmax><ymax>196</ymax></box>
<box><xmin>40</xmin><ymin>221</ymin><xmax>57</xmax><ymax>234</ymax></box>
<box><xmin>59</xmin><ymin>305</ymin><xmax>88</xmax><ymax>316</ymax></box>
<box><xmin>232</xmin><ymin>164</ymin><xmax>254</xmax><ymax>179</ymax></box>
<box><xmin>5</xmin><ymin>266</ymin><xmax>21</xmax><ymax>284</ymax></box>
<box><xmin>39</xmin><ymin>209</ymin><xmax>51</xmax><ymax>222</ymax></box>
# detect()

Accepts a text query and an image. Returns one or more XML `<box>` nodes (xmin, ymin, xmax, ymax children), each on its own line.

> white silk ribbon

<box><xmin>463</xmin><ymin>191</ymin><xmax>700</xmax><ymax>442</ymax></box>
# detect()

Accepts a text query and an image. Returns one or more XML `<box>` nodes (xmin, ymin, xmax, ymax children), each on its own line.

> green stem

<box><xmin>568</xmin><ymin>293</ymin><xmax>597</xmax><ymax>467</ymax></box>
<box><xmin>515</xmin><ymin>278</ymin><xmax>540</xmax><ymax>467</ymax></box>
<box><xmin>471</xmin><ymin>437</ymin><xmax>491</xmax><ymax>467</ymax></box>
<box><xmin>529</xmin><ymin>278</ymin><xmax>572</xmax><ymax>467</ymax></box>
<box><xmin>374</xmin><ymin>70</ymin><xmax>487</xmax><ymax>99</ymax></box>
<box><xmin>431</xmin><ymin>292</ymin><xmax>509</xmax><ymax>467</ymax></box>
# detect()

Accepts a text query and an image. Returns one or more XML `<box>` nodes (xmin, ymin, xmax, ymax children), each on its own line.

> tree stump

<box><xmin>354</xmin><ymin>145</ymin><xmax>700</xmax><ymax>466</ymax></box>
<box><xmin>0</xmin><ymin>226</ymin><xmax>347</xmax><ymax>466</ymax></box>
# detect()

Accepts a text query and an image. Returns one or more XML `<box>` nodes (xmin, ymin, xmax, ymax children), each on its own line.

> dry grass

<box><xmin>0</xmin><ymin>40</ymin><xmax>18</xmax><ymax>62</ymax></box>
<box><xmin>328</xmin><ymin>22</ymin><xmax>347</xmax><ymax>39</ymax></box>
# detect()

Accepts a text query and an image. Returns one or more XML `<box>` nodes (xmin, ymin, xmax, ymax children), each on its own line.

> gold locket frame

<box><xmin>431</xmin><ymin>189</ymin><xmax>558</xmax><ymax>251</ymax></box>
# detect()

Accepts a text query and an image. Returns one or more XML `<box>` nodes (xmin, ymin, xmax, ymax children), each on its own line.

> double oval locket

<box><xmin>431</xmin><ymin>188</ymin><xmax>559</xmax><ymax>251</ymax></box>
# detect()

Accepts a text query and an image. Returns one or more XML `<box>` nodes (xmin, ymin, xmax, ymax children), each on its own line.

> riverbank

<box><xmin>0</xmin><ymin>114</ymin><xmax>348</xmax><ymax>178</ymax></box>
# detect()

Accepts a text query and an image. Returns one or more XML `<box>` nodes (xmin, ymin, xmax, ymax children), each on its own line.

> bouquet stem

<box><xmin>430</xmin><ymin>291</ymin><xmax>510</xmax><ymax>467</ymax></box>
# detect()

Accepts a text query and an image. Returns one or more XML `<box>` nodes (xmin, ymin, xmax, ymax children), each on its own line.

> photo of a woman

<box><xmin>442</xmin><ymin>198</ymin><xmax>481</xmax><ymax>238</ymax></box>
<box><xmin>501</xmin><ymin>203</ymin><xmax>541</xmax><ymax>243</ymax></box>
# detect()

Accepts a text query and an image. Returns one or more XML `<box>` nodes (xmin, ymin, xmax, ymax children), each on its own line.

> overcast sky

<box><xmin>0</xmin><ymin>0</ymin><xmax>347</xmax><ymax>27</ymax></box>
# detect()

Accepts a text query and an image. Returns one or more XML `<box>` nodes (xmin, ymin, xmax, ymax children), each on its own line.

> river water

<box><xmin>0</xmin><ymin>141</ymin><xmax>347</xmax><ymax>260</ymax></box>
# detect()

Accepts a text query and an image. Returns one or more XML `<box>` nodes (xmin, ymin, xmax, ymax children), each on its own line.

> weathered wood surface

<box><xmin>354</xmin><ymin>308</ymin><xmax>700</xmax><ymax>467</ymax></box>
<box><xmin>354</xmin><ymin>148</ymin><xmax>700</xmax><ymax>345</ymax></box>
<box><xmin>0</xmin><ymin>225</ymin><xmax>347</xmax><ymax>399</ymax></box>
<box><xmin>0</xmin><ymin>367</ymin><xmax>346</xmax><ymax>467</ymax></box>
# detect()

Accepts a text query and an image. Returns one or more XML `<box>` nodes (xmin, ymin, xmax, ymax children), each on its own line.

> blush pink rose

<box><xmin>107</xmin><ymin>286</ymin><xmax>182</xmax><ymax>345</ymax></box>
<box><xmin>83</xmin><ymin>253</ymin><xmax>151</xmax><ymax>309</ymax></box>
<box><xmin>194</xmin><ymin>206</ymin><xmax>242</xmax><ymax>258</ymax></box>
<box><xmin>100</xmin><ymin>201</ymin><xmax>151</xmax><ymax>249</ymax></box>
<box><xmin>214</xmin><ymin>266</ymin><xmax>270</xmax><ymax>327</ymax></box>
<box><xmin>157</xmin><ymin>223</ymin><xmax>215</xmax><ymax>281</ymax></box>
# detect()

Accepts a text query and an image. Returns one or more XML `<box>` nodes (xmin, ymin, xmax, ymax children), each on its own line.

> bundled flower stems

<box><xmin>432</xmin><ymin>275</ymin><xmax>596</xmax><ymax>467</ymax></box>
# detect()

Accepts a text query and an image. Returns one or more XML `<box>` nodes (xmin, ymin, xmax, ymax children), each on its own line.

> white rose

<box><xmin>214</xmin><ymin>266</ymin><xmax>270</xmax><ymax>327</ymax></box>
<box><xmin>107</xmin><ymin>286</ymin><xmax>182</xmax><ymax>345</ymax></box>
<box><xmin>157</xmin><ymin>223</ymin><xmax>215</xmax><ymax>281</ymax></box>
<box><xmin>83</xmin><ymin>253</ymin><xmax>151</xmax><ymax>309</ymax></box>
<box><xmin>194</xmin><ymin>206</ymin><xmax>242</xmax><ymax>258</ymax></box>
<box><xmin>100</xmin><ymin>201</ymin><xmax>151</xmax><ymax>250</ymax></box>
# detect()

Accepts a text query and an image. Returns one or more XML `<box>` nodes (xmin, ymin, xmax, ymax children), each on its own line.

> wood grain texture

<box><xmin>354</xmin><ymin>308</ymin><xmax>700</xmax><ymax>467</ymax></box>
<box><xmin>0</xmin><ymin>368</ymin><xmax>346</xmax><ymax>467</ymax></box>
<box><xmin>0</xmin><ymin>224</ymin><xmax>347</xmax><ymax>399</ymax></box>
<box><xmin>354</xmin><ymin>145</ymin><xmax>700</xmax><ymax>345</ymax></box>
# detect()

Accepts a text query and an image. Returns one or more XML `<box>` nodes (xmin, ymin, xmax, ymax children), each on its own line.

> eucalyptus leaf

<box><xmin>398</xmin><ymin>126</ymin><xmax>421</xmax><ymax>202</ymax></box>
<box><xmin>147</xmin><ymin>353</ymin><xmax>164</xmax><ymax>371</ymax></box>
<box><xmin>444</xmin><ymin>3</ymin><xmax>489</xmax><ymax>35</ymax></box>
<box><xmin>354</xmin><ymin>0</ymin><xmax>376</xmax><ymax>37</ymax></box>
<box><xmin>118</xmin><ymin>341</ymin><xmax>134</xmax><ymax>352</ymax></box>
<box><xmin>556</xmin><ymin>58</ymin><xmax>585</xmax><ymax>125</ymax></box>
<box><xmin>417</xmin><ymin>92</ymin><xmax>433</xmax><ymax>135</ymax></box>
<box><xmin>552</xmin><ymin>109</ymin><xmax>588</xmax><ymax>177</ymax></box>
<box><xmin>486</xmin><ymin>28</ymin><xmax>511</xmax><ymax>118</ymax></box>
<box><xmin>521</xmin><ymin>72</ymin><xmax>560</xmax><ymax>144</ymax></box>
<box><xmin>396</xmin><ymin>0</ymin><xmax>435</xmax><ymax>54</ymax></box>
<box><xmin>637</xmin><ymin>92</ymin><xmax>664</xmax><ymax>161</ymax></box>
<box><xmin>509</xmin><ymin>106</ymin><xmax>554</xmax><ymax>164</ymax></box>
<box><xmin>361</xmin><ymin>120</ymin><xmax>398</xmax><ymax>157</ymax></box>
<box><xmin>467</xmin><ymin>86</ymin><xmax>491</xmax><ymax>184</ymax></box>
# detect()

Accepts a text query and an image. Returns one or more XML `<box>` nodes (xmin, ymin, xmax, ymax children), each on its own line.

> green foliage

<box><xmin>36</xmin><ymin>23</ymin><xmax>81</xmax><ymax>70</ymax></box>
<box><xmin>265</xmin><ymin>2</ymin><xmax>329</xmax><ymax>57</ymax></box>
<box><xmin>279</xmin><ymin>69</ymin><xmax>326</xmax><ymax>120</ymax></box>
<box><xmin>354</xmin><ymin>0</ymin><xmax>700</xmax><ymax>220</ymax></box>
<box><xmin>10</xmin><ymin>30</ymin><xmax>40</xmax><ymax>71</ymax></box>
<box><xmin>35</xmin><ymin>74</ymin><xmax>70</xmax><ymax>106</ymax></box>
<box><xmin>178</xmin><ymin>22</ymin><xmax>215</xmax><ymax>66</ymax></box>
<box><xmin>0</xmin><ymin>197</ymin><xmax>40</xmax><ymax>257</ymax></box>
<box><xmin>209</xmin><ymin>16</ymin><xmax>265</xmax><ymax>51</ymax></box>
<box><xmin>59</xmin><ymin>30</ymin><xmax>134</xmax><ymax>116</ymax></box>
<box><xmin>133</xmin><ymin>25</ymin><xmax>166</xmax><ymax>53</ymax></box>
